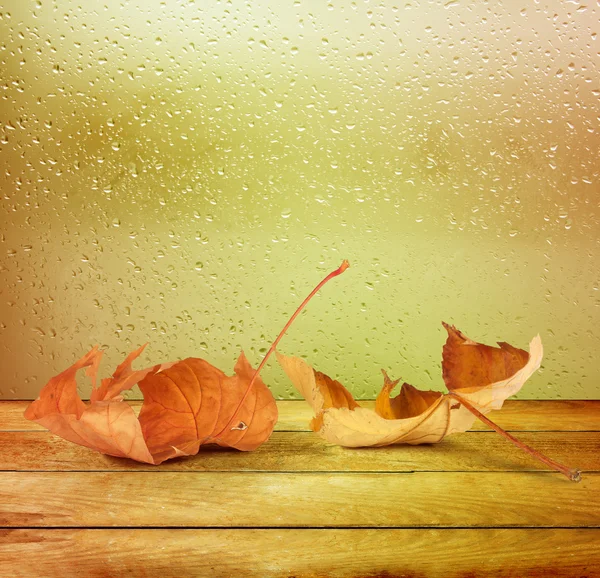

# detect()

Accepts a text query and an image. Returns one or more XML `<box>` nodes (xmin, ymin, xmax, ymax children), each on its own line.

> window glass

<box><xmin>1</xmin><ymin>1</ymin><xmax>598</xmax><ymax>399</ymax></box>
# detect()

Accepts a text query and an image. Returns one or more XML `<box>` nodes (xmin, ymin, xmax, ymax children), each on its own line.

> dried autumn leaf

<box><xmin>24</xmin><ymin>260</ymin><xmax>350</xmax><ymax>465</ymax></box>
<box><xmin>277</xmin><ymin>323</ymin><xmax>543</xmax><ymax>448</ymax></box>
<box><xmin>375</xmin><ymin>374</ymin><xmax>443</xmax><ymax>420</ymax></box>
<box><xmin>138</xmin><ymin>352</ymin><xmax>279</xmax><ymax>462</ymax></box>
<box><xmin>24</xmin><ymin>345</ymin><xmax>278</xmax><ymax>464</ymax></box>
<box><xmin>441</xmin><ymin>322</ymin><xmax>533</xmax><ymax>409</ymax></box>
<box><xmin>279</xmin><ymin>322</ymin><xmax>580</xmax><ymax>481</ymax></box>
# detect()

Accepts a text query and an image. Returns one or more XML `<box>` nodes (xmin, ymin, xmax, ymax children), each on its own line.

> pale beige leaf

<box><xmin>318</xmin><ymin>399</ymin><xmax>477</xmax><ymax>447</ymax></box>
<box><xmin>277</xmin><ymin>331</ymin><xmax>542</xmax><ymax>448</ymax></box>
<box><xmin>278</xmin><ymin>352</ymin><xmax>476</xmax><ymax>447</ymax></box>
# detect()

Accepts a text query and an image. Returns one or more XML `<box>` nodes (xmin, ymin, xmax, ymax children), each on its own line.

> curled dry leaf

<box><xmin>277</xmin><ymin>323</ymin><xmax>543</xmax><ymax>448</ymax></box>
<box><xmin>24</xmin><ymin>345</ymin><xmax>278</xmax><ymax>464</ymax></box>
<box><xmin>24</xmin><ymin>260</ymin><xmax>350</xmax><ymax>465</ymax></box>
<box><xmin>279</xmin><ymin>322</ymin><xmax>581</xmax><ymax>481</ymax></box>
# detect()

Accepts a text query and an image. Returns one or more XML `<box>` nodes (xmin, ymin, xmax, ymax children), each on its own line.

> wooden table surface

<box><xmin>0</xmin><ymin>400</ymin><xmax>598</xmax><ymax>577</ymax></box>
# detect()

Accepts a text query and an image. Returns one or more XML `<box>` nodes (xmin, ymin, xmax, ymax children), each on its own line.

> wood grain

<box><xmin>0</xmin><ymin>400</ymin><xmax>597</xmax><ymax>578</ymax></box>
<box><xmin>0</xmin><ymin>529</ymin><xmax>598</xmax><ymax>578</ymax></box>
<box><xmin>0</xmin><ymin>471</ymin><xmax>597</xmax><ymax>528</ymax></box>
<box><xmin>0</xmin><ymin>430</ymin><xmax>595</xmax><ymax>473</ymax></box>
<box><xmin>3</xmin><ymin>400</ymin><xmax>599</xmax><ymax>431</ymax></box>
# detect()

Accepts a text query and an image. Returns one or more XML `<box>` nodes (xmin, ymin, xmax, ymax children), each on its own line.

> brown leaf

<box><xmin>441</xmin><ymin>323</ymin><xmax>542</xmax><ymax>413</ymax></box>
<box><xmin>277</xmin><ymin>325</ymin><xmax>543</xmax><ymax>448</ymax></box>
<box><xmin>25</xmin><ymin>347</ymin><xmax>278</xmax><ymax>464</ymax></box>
<box><xmin>442</xmin><ymin>322</ymin><xmax>530</xmax><ymax>393</ymax></box>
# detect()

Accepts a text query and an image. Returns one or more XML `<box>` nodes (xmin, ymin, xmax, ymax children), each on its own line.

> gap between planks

<box><xmin>0</xmin><ymin>528</ymin><xmax>598</xmax><ymax>578</ymax></box>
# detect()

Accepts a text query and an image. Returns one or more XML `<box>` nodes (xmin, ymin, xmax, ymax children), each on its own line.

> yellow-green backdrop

<box><xmin>1</xmin><ymin>1</ymin><xmax>599</xmax><ymax>400</ymax></box>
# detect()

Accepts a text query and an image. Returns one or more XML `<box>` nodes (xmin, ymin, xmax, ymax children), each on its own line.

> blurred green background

<box><xmin>1</xmin><ymin>1</ymin><xmax>599</xmax><ymax>400</ymax></box>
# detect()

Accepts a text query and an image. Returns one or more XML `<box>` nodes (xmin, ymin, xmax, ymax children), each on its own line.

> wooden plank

<box><xmin>2</xmin><ymin>399</ymin><xmax>599</xmax><ymax>432</ymax></box>
<box><xmin>280</xmin><ymin>399</ymin><xmax>600</xmax><ymax>432</ymax></box>
<box><xmin>0</xmin><ymin>529</ymin><xmax>598</xmax><ymax>577</ymax></box>
<box><xmin>0</xmin><ymin>430</ymin><xmax>595</xmax><ymax>473</ymax></box>
<box><xmin>0</xmin><ymin>471</ymin><xmax>596</xmax><ymax>528</ymax></box>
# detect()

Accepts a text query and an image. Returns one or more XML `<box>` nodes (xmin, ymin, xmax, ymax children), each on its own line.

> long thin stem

<box><xmin>448</xmin><ymin>392</ymin><xmax>582</xmax><ymax>482</ymax></box>
<box><xmin>214</xmin><ymin>260</ymin><xmax>350</xmax><ymax>439</ymax></box>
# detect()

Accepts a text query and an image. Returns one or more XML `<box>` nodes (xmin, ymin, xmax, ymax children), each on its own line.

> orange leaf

<box><xmin>375</xmin><ymin>371</ymin><xmax>443</xmax><ymax>420</ymax></box>
<box><xmin>137</xmin><ymin>352</ymin><xmax>278</xmax><ymax>463</ymax></box>
<box><xmin>25</xmin><ymin>260</ymin><xmax>352</xmax><ymax>464</ymax></box>
<box><xmin>24</xmin><ymin>346</ymin><xmax>278</xmax><ymax>464</ymax></box>
<box><xmin>24</xmin><ymin>261</ymin><xmax>351</xmax><ymax>464</ymax></box>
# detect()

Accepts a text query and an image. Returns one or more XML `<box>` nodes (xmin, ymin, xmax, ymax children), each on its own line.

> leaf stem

<box><xmin>215</xmin><ymin>260</ymin><xmax>350</xmax><ymax>438</ymax></box>
<box><xmin>448</xmin><ymin>392</ymin><xmax>582</xmax><ymax>482</ymax></box>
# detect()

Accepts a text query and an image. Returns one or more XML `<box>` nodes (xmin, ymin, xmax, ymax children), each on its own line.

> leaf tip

<box><xmin>380</xmin><ymin>368</ymin><xmax>400</xmax><ymax>391</ymax></box>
